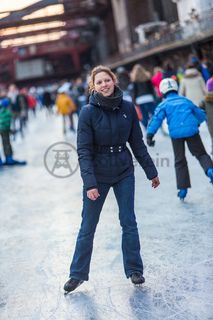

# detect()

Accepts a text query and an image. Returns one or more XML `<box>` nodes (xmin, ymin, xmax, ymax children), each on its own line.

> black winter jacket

<box><xmin>132</xmin><ymin>80</ymin><xmax>155</xmax><ymax>101</ymax></box>
<box><xmin>77</xmin><ymin>90</ymin><xmax>158</xmax><ymax>189</ymax></box>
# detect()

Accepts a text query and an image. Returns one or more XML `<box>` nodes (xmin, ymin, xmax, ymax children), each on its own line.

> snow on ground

<box><xmin>0</xmin><ymin>110</ymin><xmax>212</xmax><ymax>320</ymax></box>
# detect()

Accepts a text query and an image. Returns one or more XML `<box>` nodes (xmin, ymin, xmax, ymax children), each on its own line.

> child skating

<box><xmin>146</xmin><ymin>78</ymin><xmax>213</xmax><ymax>200</ymax></box>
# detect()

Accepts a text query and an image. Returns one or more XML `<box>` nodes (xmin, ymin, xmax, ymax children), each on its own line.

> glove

<box><xmin>146</xmin><ymin>134</ymin><xmax>155</xmax><ymax>147</ymax></box>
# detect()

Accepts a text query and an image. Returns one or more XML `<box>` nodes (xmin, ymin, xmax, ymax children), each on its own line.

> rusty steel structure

<box><xmin>0</xmin><ymin>0</ymin><xmax>113</xmax><ymax>84</ymax></box>
<box><xmin>0</xmin><ymin>0</ymin><xmax>212</xmax><ymax>85</ymax></box>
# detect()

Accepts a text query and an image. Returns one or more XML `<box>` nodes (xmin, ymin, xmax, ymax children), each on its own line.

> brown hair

<box><xmin>130</xmin><ymin>64</ymin><xmax>151</xmax><ymax>82</ymax></box>
<box><xmin>88</xmin><ymin>65</ymin><xmax>117</xmax><ymax>93</ymax></box>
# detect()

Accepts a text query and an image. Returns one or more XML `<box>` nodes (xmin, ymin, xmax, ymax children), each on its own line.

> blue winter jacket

<box><xmin>77</xmin><ymin>92</ymin><xmax>158</xmax><ymax>189</ymax></box>
<box><xmin>147</xmin><ymin>92</ymin><xmax>206</xmax><ymax>139</ymax></box>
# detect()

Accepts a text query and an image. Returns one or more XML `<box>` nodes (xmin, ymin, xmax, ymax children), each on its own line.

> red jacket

<box><xmin>152</xmin><ymin>72</ymin><xmax>163</xmax><ymax>97</ymax></box>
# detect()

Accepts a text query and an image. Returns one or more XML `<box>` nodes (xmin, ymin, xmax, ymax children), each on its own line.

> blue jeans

<box><xmin>69</xmin><ymin>174</ymin><xmax>143</xmax><ymax>280</ymax></box>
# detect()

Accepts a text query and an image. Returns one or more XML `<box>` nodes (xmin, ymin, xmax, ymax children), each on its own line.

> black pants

<box><xmin>171</xmin><ymin>133</ymin><xmax>213</xmax><ymax>189</ymax></box>
<box><xmin>0</xmin><ymin>130</ymin><xmax>13</xmax><ymax>157</ymax></box>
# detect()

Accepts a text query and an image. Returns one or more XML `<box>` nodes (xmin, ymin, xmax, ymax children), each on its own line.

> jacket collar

<box><xmin>89</xmin><ymin>86</ymin><xmax>123</xmax><ymax>111</ymax></box>
<box><xmin>184</xmin><ymin>68</ymin><xmax>199</xmax><ymax>78</ymax></box>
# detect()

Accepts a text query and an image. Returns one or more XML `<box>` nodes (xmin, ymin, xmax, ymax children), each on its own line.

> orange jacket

<box><xmin>56</xmin><ymin>93</ymin><xmax>77</xmax><ymax>115</ymax></box>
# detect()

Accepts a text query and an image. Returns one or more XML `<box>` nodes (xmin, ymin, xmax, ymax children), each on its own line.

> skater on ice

<box><xmin>146</xmin><ymin>78</ymin><xmax>213</xmax><ymax>200</ymax></box>
<box><xmin>64</xmin><ymin>65</ymin><xmax>160</xmax><ymax>293</ymax></box>
<box><xmin>56</xmin><ymin>83</ymin><xmax>77</xmax><ymax>134</ymax></box>
<box><xmin>0</xmin><ymin>94</ymin><xmax>27</xmax><ymax>166</ymax></box>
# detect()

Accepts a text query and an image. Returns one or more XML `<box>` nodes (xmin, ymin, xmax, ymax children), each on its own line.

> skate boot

<box><xmin>64</xmin><ymin>278</ymin><xmax>84</xmax><ymax>293</ymax></box>
<box><xmin>130</xmin><ymin>272</ymin><xmax>145</xmax><ymax>286</ymax></box>
<box><xmin>4</xmin><ymin>156</ymin><xmax>27</xmax><ymax>166</ymax></box>
<box><xmin>177</xmin><ymin>188</ymin><xmax>188</xmax><ymax>200</ymax></box>
<box><xmin>207</xmin><ymin>168</ymin><xmax>213</xmax><ymax>185</ymax></box>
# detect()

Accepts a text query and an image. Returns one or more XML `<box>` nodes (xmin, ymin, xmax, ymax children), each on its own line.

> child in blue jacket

<box><xmin>146</xmin><ymin>78</ymin><xmax>213</xmax><ymax>200</ymax></box>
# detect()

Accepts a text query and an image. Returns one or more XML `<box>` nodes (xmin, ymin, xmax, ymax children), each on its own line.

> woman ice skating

<box><xmin>64</xmin><ymin>65</ymin><xmax>160</xmax><ymax>293</ymax></box>
<box><xmin>56</xmin><ymin>83</ymin><xmax>77</xmax><ymax>134</ymax></box>
<box><xmin>179</xmin><ymin>63</ymin><xmax>206</xmax><ymax>106</ymax></box>
<box><xmin>130</xmin><ymin>64</ymin><xmax>156</xmax><ymax>128</ymax></box>
<box><xmin>146</xmin><ymin>78</ymin><xmax>213</xmax><ymax>200</ymax></box>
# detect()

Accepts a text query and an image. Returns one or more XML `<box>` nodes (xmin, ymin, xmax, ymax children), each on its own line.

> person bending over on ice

<box><xmin>146</xmin><ymin>78</ymin><xmax>213</xmax><ymax>200</ymax></box>
<box><xmin>64</xmin><ymin>65</ymin><xmax>160</xmax><ymax>293</ymax></box>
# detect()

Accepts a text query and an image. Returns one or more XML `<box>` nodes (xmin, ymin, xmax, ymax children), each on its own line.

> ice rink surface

<box><xmin>0</xmin><ymin>110</ymin><xmax>212</xmax><ymax>320</ymax></box>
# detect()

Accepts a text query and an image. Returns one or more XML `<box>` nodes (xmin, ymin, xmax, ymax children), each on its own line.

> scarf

<box><xmin>92</xmin><ymin>86</ymin><xmax>123</xmax><ymax>111</ymax></box>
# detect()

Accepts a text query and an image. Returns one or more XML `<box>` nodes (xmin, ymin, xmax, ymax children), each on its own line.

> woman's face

<box><xmin>94</xmin><ymin>71</ymin><xmax>115</xmax><ymax>97</ymax></box>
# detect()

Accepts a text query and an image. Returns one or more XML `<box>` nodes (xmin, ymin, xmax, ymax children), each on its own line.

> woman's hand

<box><xmin>152</xmin><ymin>176</ymin><xmax>160</xmax><ymax>188</ymax></box>
<box><xmin>87</xmin><ymin>188</ymin><xmax>100</xmax><ymax>201</ymax></box>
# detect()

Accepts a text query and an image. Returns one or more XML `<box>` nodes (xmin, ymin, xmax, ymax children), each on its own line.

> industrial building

<box><xmin>0</xmin><ymin>0</ymin><xmax>212</xmax><ymax>85</ymax></box>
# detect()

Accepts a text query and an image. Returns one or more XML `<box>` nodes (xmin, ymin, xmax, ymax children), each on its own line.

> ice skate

<box><xmin>4</xmin><ymin>156</ymin><xmax>27</xmax><ymax>166</ymax></box>
<box><xmin>177</xmin><ymin>188</ymin><xmax>188</xmax><ymax>201</ymax></box>
<box><xmin>130</xmin><ymin>272</ymin><xmax>145</xmax><ymax>286</ymax></box>
<box><xmin>207</xmin><ymin>168</ymin><xmax>213</xmax><ymax>185</ymax></box>
<box><xmin>64</xmin><ymin>278</ymin><xmax>84</xmax><ymax>293</ymax></box>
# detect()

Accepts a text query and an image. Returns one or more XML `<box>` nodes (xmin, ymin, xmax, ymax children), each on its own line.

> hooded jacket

<box><xmin>56</xmin><ymin>93</ymin><xmax>76</xmax><ymax>115</ymax></box>
<box><xmin>147</xmin><ymin>92</ymin><xmax>206</xmax><ymax>139</ymax></box>
<box><xmin>77</xmin><ymin>87</ymin><xmax>157</xmax><ymax>189</ymax></box>
<box><xmin>179</xmin><ymin>68</ymin><xmax>206</xmax><ymax>106</ymax></box>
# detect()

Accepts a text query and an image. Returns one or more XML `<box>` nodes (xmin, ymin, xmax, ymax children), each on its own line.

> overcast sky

<box><xmin>0</xmin><ymin>0</ymin><xmax>38</xmax><ymax>12</ymax></box>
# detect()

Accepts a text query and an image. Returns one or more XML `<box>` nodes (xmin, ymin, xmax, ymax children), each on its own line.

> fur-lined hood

<box><xmin>184</xmin><ymin>68</ymin><xmax>200</xmax><ymax>78</ymax></box>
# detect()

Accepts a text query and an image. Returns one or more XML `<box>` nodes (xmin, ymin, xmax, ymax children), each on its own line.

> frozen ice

<box><xmin>0</xmin><ymin>110</ymin><xmax>212</xmax><ymax>320</ymax></box>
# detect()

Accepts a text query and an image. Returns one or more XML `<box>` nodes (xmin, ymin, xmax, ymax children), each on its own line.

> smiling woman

<box><xmin>63</xmin><ymin>64</ymin><xmax>160</xmax><ymax>293</ymax></box>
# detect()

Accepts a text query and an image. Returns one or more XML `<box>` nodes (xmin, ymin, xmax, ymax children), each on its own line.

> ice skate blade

<box><xmin>133</xmin><ymin>283</ymin><xmax>144</xmax><ymax>287</ymax></box>
<box><xmin>63</xmin><ymin>280</ymin><xmax>84</xmax><ymax>294</ymax></box>
<box><xmin>3</xmin><ymin>161</ymin><xmax>27</xmax><ymax>166</ymax></box>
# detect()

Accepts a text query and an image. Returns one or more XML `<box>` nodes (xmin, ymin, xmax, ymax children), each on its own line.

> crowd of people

<box><xmin>0</xmin><ymin>53</ymin><xmax>212</xmax><ymax>175</ymax></box>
